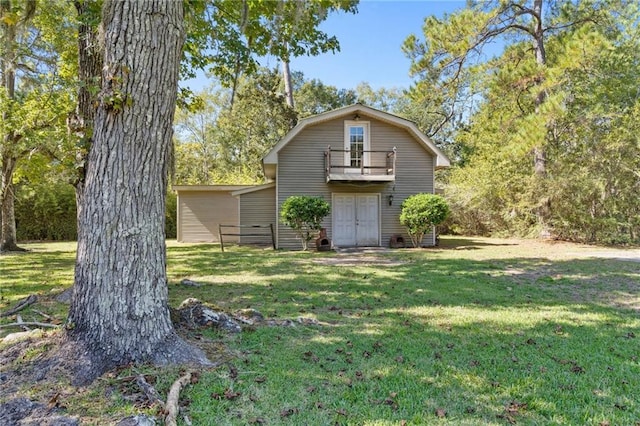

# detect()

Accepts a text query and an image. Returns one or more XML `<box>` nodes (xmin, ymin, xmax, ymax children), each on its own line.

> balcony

<box><xmin>324</xmin><ymin>146</ymin><xmax>396</xmax><ymax>183</ymax></box>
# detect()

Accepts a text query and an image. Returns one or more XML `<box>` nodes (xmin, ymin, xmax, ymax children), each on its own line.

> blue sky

<box><xmin>287</xmin><ymin>0</ymin><xmax>467</xmax><ymax>90</ymax></box>
<box><xmin>184</xmin><ymin>1</ymin><xmax>470</xmax><ymax>92</ymax></box>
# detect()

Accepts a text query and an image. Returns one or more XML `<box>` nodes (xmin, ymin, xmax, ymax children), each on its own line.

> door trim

<box><xmin>331</xmin><ymin>193</ymin><xmax>381</xmax><ymax>247</ymax></box>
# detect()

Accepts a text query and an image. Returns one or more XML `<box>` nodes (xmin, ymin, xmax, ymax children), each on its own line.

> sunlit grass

<box><xmin>1</xmin><ymin>237</ymin><xmax>639</xmax><ymax>424</ymax></box>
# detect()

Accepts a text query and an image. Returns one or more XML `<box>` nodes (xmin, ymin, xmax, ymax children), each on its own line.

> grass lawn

<box><xmin>1</xmin><ymin>237</ymin><xmax>639</xmax><ymax>425</ymax></box>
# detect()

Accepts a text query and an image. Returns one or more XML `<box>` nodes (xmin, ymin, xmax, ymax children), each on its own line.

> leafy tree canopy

<box><xmin>420</xmin><ymin>1</ymin><xmax>640</xmax><ymax>243</ymax></box>
<box><xmin>182</xmin><ymin>1</ymin><xmax>358</xmax><ymax>88</ymax></box>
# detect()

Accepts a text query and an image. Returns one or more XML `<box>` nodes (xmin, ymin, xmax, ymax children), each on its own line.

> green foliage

<box><xmin>294</xmin><ymin>75</ymin><xmax>357</xmax><ymax>117</ymax></box>
<box><xmin>280</xmin><ymin>195</ymin><xmax>330</xmax><ymax>250</ymax></box>
<box><xmin>399</xmin><ymin>193</ymin><xmax>449</xmax><ymax>247</ymax></box>
<box><xmin>292</xmin><ymin>74</ymin><xmax>409</xmax><ymax>119</ymax></box>
<box><xmin>354</xmin><ymin>82</ymin><xmax>406</xmax><ymax>113</ymax></box>
<box><xmin>174</xmin><ymin>68</ymin><xmax>365</xmax><ymax>185</ymax></box>
<box><xmin>15</xmin><ymin>181</ymin><xmax>77</xmax><ymax>241</ymax></box>
<box><xmin>174</xmin><ymin>68</ymin><xmax>297</xmax><ymax>184</ymax></box>
<box><xmin>182</xmin><ymin>0</ymin><xmax>358</xmax><ymax>87</ymax></box>
<box><xmin>10</xmin><ymin>178</ymin><xmax>178</xmax><ymax>242</ymax></box>
<box><xmin>1</xmin><ymin>0</ymin><xmax>78</xmax><ymax>248</ymax></box>
<box><xmin>165</xmin><ymin>190</ymin><xmax>177</xmax><ymax>239</ymax></box>
<box><xmin>406</xmin><ymin>1</ymin><xmax>640</xmax><ymax>244</ymax></box>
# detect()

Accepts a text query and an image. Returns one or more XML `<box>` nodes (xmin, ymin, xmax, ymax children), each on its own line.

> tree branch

<box><xmin>0</xmin><ymin>294</ymin><xmax>37</xmax><ymax>318</ymax></box>
<box><xmin>165</xmin><ymin>370</ymin><xmax>194</xmax><ymax>426</ymax></box>
<box><xmin>543</xmin><ymin>17</ymin><xmax>598</xmax><ymax>35</ymax></box>
<box><xmin>0</xmin><ymin>321</ymin><xmax>60</xmax><ymax>329</ymax></box>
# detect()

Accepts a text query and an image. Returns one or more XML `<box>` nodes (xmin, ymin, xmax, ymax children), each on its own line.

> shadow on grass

<box><xmin>2</xmin><ymin>241</ymin><xmax>638</xmax><ymax>424</ymax></box>
<box><xmin>0</xmin><ymin>250</ymin><xmax>76</xmax><ymax>306</ymax></box>
<box><xmin>436</xmin><ymin>237</ymin><xmax>519</xmax><ymax>250</ymax></box>
<box><xmin>165</xmin><ymin>245</ymin><xmax>640</xmax><ymax>424</ymax></box>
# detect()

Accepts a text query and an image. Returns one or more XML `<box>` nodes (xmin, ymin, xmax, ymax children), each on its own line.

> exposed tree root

<box><xmin>0</xmin><ymin>243</ymin><xmax>27</xmax><ymax>253</ymax></box>
<box><xmin>1</xmin><ymin>294</ymin><xmax>37</xmax><ymax>317</ymax></box>
<box><xmin>135</xmin><ymin>375</ymin><xmax>165</xmax><ymax>407</ymax></box>
<box><xmin>60</xmin><ymin>332</ymin><xmax>216</xmax><ymax>386</ymax></box>
<box><xmin>0</xmin><ymin>321</ymin><xmax>60</xmax><ymax>330</ymax></box>
<box><xmin>0</xmin><ymin>325</ymin><xmax>224</xmax><ymax>423</ymax></box>
<box><xmin>164</xmin><ymin>370</ymin><xmax>194</xmax><ymax>426</ymax></box>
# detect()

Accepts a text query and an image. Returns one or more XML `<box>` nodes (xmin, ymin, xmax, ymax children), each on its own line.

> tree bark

<box><xmin>282</xmin><ymin>59</ymin><xmax>295</xmax><ymax>109</ymax></box>
<box><xmin>71</xmin><ymin>0</ymin><xmax>102</xmax><ymax>195</ymax></box>
<box><xmin>0</xmin><ymin>150</ymin><xmax>22</xmax><ymax>252</ymax></box>
<box><xmin>0</xmin><ymin>0</ymin><xmax>24</xmax><ymax>252</ymax></box>
<box><xmin>67</xmin><ymin>0</ymin><xmax>208</xmax><ymax>381</ymax></box>
<box><xmin>531</xmin><ymin>0</ymin><xmax>551</xmax><ymax>237</ymax></box>
<box><xmin>71</xmin><ymin>0</ymin><xmax>103</xmax><ymax>234</ymax></box>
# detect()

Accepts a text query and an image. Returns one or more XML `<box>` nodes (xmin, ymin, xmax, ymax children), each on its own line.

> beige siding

<box><xmin>177</xmin><ymin>191</ymin><xmax>239</xmax><ymax>243</ymax></box>
<box><xmin>373</xmin><ymin>118</ymin><xmax>436</xmax><ymax>247</ymax></box>
<box><xmin>276</xmin><ymin>113</ymin><xmax>435</xmax><ymax>249</ymax></box>
<box><xmin>239</xmin><ymin>186</ymin><xmax>276</xmax><ymax>245</ymax></box>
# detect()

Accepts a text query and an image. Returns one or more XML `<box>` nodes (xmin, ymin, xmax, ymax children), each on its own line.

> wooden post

<box><xmin>219</xmin><ymin>224</ymin><xmax>225</xmax><ymax>252</ymax></box>
<box><xmin>392</xmin><ymin>147</ymin><xmax>397</xmax><ymax>175</ymax></box>
<box><xmin>269</xmin><ymin>223</ymin><xmax>276</xmax><ymax>250</ymax></box>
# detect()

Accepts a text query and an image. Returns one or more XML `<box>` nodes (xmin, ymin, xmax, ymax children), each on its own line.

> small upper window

<box><xmin>349</xmin><ymin>126</ymin><xmax>365</xmax><ymax>167</ymax></box>
<box><xmin>344</xmin><ymin>121</ymin><xmax>370</xmax><ymax>170</ymax></box>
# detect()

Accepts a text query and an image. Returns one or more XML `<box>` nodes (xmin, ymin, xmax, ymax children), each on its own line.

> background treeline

<box><xmin>9</xmin><ymin>68</ymin><xmax>389</xmax><ymax>241</ymax></box>
<box><xmin>5</xmin><ymin>1</ymin><xmax>640</xmax><ymax>245</ymax></box>
<box><xmin>12</xmin><ymin>183</ymin><xmax>178</xmax><ymax>241</ymax></box>
<box><xmin>432</xmin><ymin>1</ymin><xmax>640</xmax><ymax>244</ymax></box>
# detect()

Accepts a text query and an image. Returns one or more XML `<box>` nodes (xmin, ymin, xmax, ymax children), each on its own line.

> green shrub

<box><xmin>280</xmin><ymin>195</ymin><xmax>330</xmax><ymax>250</ymax></box>
<box><xmin>13</xmin><ymin>183</ymin><xmax>178</xmax><ymax>241</ymax></box>
<box><xmin>165</xmin><ymin>190</ymin><xmax>177</xmax><ymax>239</ymax></box>
<box><xmin>15</xmin><ymin>182</ymin><xmax>77</xmax><ymax>241</ymax></box>
<box><xmin>400</xmin><ymin>193</ymin><xmax>450</xmax><ymax>247</ymax></box>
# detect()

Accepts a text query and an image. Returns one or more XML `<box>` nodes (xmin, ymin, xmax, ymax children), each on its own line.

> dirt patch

<box><xmin>0</xmin><ymin>328</ymin><xmax>229</xmax><ymax>424</ymax></box>
<box><xmin>310</xmin><ymin>247</ymin><xmax>407</xmax><ymax>266</ymax></box>
<box><xmin>0</xmin><ymin>332</ymin><xmax>87</xmax><ymax>424</ymax></box>
<box><xmin>311</xmin><ymin>255</ymin><xmax>407</xmax><ymax>266</ymax></box>
<box><xmin>486</xmin><ymin>248</ymin><xmax>640</xmax><ymax>311</ymax></box>
<box><xmin>566</xmin><ymin>250</ymin><xmax>640</xmax><ymax>262</ymax></box>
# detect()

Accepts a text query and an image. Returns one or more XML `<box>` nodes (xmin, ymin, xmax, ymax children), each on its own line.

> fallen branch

<box><xmin>165</xmin><ymin>370</ymin><xmax>194</xmax><ymax>426</ymax></box>
<box><xmin>16</xmin><ymin>314</ymin><xmax>29</xmax><ymax>331</ymax></box>
<box><xmin>32</xmin><ymin>309</ymin><xmax>53</xmax><ymax>321</ymax></box>
<box><xmin>136</xmin><ymin>375</ymin><xmax>165</xmax><ymax>407</ymax></box>
<box><xmin>1</xmin><ymin>294</ymin><xmax>37</xmax><ymax>317</ymax></box>
<box><xmin>0</xmin><ymin>321</ymin><xmax>60</xmax><ymax>329</ymax></box>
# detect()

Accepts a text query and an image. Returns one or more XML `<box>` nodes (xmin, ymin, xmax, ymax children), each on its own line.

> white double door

<box><xmin>333</xmin><ymin>194</ymin><xmax>380</xmax><ymax>247</ymax></box>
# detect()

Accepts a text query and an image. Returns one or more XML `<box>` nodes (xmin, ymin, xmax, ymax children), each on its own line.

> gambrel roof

<box><xmin>262</xmin><ymin>104</ymin><xmax>450</xmax><ymax>179</ymax></box>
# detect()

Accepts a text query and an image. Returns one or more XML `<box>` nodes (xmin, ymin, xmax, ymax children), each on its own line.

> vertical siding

<box><xmin>276</xmin><ymin>113</ymin><xmax>436</xmax><ymax>249</ymax></box>
<box><xmin>239</xmin><ymin>186</ymin><xmax>276</xmax><ymax>245</ymax></box>
<box><xmin>177</xmin><ymin>191</ymin><xmax>239</xmax><ymax>243</ymax></box>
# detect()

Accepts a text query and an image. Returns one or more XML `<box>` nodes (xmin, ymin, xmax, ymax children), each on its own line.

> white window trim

<box><xmin>343</xmin><ymin>120</ymin><xmax>370</xmax><ymax>173</ymax></box>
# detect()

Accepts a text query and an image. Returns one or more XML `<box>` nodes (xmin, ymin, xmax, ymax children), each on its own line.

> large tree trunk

<box><xmin>71</xmin><ymin>0</ymin><xmax>102</xmax><ymax>220</ymax></box>
<box><xmin>0</xmin><ymin>0</ymin><xmax>25</xmax><ymax>252</ymax></box>
<box><xmin>67</xmin><ymin>0</ymin><xmax>208</xmax><ymax>382</ymax></box>
<box><xmin>282</xmin><ymin>59</ymin><xmax>295</xmax><ymax>109</ymax></box>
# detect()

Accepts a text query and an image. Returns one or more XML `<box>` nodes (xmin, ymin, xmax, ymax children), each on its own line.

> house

<box><xmin>175</xmin><ymin>104</ymin><xmax>450</xmax><ymax>249</ymax></box>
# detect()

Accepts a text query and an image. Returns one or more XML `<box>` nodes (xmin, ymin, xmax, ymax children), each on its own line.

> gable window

<box><xmin>344</xmin><ymin>121</ymin><xmax>370</xmax><ymax>171</ymax></box>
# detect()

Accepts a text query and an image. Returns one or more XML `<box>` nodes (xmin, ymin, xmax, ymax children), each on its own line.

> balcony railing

<box><xmin>324</xmin><ymin>146</ymin><xmax>396</xmax><ymax>182</ymax></box>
